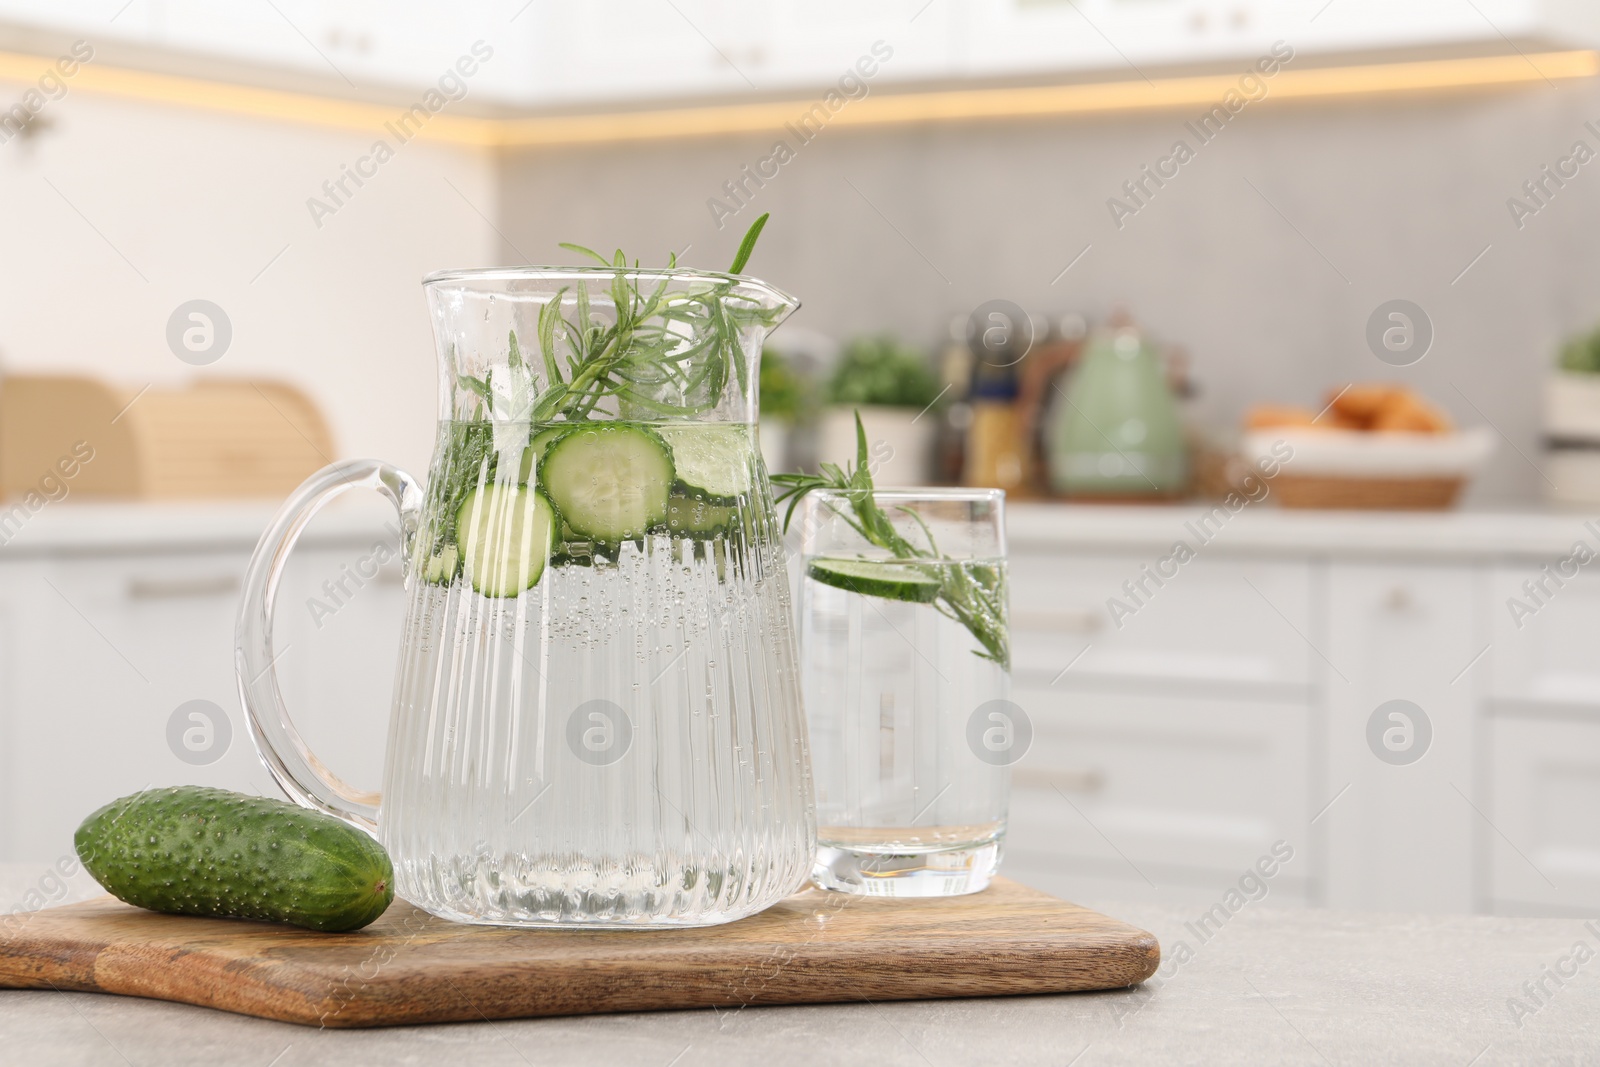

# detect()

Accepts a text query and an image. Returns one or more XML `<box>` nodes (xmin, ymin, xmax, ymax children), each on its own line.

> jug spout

<box><xmin>423</xmin><ymin>267</ymin><xmax>799</xmax><ymax>426</ymax></box>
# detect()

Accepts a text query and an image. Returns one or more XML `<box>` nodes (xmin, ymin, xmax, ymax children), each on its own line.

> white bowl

<box><xmin>1241</xmin><ymin>426</ymin><xmax>1496</xmax><ymax>478</ymax></box>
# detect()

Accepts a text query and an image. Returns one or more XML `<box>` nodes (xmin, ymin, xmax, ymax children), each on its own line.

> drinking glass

<box><xmin>798</xmin><ymin>488</ymin><xmax>1011</xmax><ymax>896</ymax></box>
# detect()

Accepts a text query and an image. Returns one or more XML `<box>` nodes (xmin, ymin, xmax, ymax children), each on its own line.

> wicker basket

<box><xmin>1271</xmin><ymin>474</ymin><xmax>1464</xmax><ymax>510</ymax></box>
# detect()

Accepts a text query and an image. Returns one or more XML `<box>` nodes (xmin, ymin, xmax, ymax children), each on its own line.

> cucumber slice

<box><xmin>656</xmin><ymin>423</ymin><xmax>753</xmax><ymax>502</ymax></box>
<box><xmin>807</xmin><ymin>558</ymin><xmax>941</xmax><ymax>604</ymax></box>
<box><xmin>517</xmin><ymin>425</ymin><xmax>569</xmax><ymax>484</ymax></box>
<box><xmin>456</xmin><ymin>484</ymin><xmax>556</xmax><ymax>596</ymax></box>
<box><xmin>422</xmin><ymin>543</ymin><xmax>459</xmax><ymax>584</ymax></box>
<box><xmin>666</xmin><ymin>491</ymin><xmax>738</xmax><ymax>537</ymax></box>
<box><xmin>538</xmin><ymin>423</ymin><xmax>673</xmax><ymax>545</ymax></box>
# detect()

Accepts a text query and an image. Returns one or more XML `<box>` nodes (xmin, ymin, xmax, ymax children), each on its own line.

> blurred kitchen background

<box><xmin>2</xmin><ymin>1</ymin><xmax>1599</xmax><ymax>919</ymax></box>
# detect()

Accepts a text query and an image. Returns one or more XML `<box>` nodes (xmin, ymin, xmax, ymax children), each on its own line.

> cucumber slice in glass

<box><xmin>656</xmin><ymin>423</ymin><xmax>752</xmax><ymax>503</ymax></box>
<box><xmin>807</xmin><ymin>558</ymin><xmax>941</xmax><ymax>604</ymax></box>
<box><xmin>517</xmin><ymin>424</ymin><xmax>569</xmax><ymax>484</ymax></box>
<box><xmin>456</xmin><ymin>484</ymin><xmax>556</xmax><ymax>596</ymax></box>
<box><xmin>537</xmin><ymin>423</ymin><xmax>673</xmax><ymax>545</ymax></box>
<box><xmin>421</xmin><ymin>543</ymin><xmax>459</xmax><ymax>584</ymax></box>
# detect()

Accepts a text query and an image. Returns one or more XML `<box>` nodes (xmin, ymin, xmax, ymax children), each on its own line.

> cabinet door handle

<box><xmin>1012</xmin><ymin>610</ymin><xmax>1104</xmax><ymax>634</ymax></box>
<box><xmin>126</xmin><ymin>575</ymin><xmax>241</xmax><ymax>600</ymax></box>
<box><xmin>1014</xmin><ymin>766</ymin><xmax>1107</xmax><ymax>793</ymax></box>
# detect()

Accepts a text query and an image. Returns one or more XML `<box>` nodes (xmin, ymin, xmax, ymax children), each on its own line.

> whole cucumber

<box><xmin>75</xmin><ymin>786</ymin><xmax>394</xmax><ymax>932</ymax></box>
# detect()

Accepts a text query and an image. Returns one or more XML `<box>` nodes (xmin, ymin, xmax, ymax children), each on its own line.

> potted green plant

<box><xmin>1545</xmin><ymin>325</ymin><xmax>1600</xmax><ymax>506</ymax></box>
<box><xmin>819</xmin><ymin>335</ymin><xmax>941</xmax><ymax>484</ymax></box>
<box><xmin>758</xmin><ymin>348</ymin><xmax>804</xmax><ymax>473</ymax></box>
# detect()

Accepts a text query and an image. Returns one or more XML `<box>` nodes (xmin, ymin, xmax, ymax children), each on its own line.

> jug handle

<box><xmin>235</xmin><ymin>459</ymin><xmax>422</xmax><ymax>834</ymax></box>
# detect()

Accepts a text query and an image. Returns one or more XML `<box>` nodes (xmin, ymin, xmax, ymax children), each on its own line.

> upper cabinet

<box><xmin>1</xmin><ymin>0</ymin><xmax>1598</xmax><ymax>107</ymax></box>
<box><xmin>0</xmin><ymin>0</ymin><xmax>517</xmax><ymax>95</ymax></box>
<box><xmin>510</xmin><ymin>1</ymin><xmax>955</xmax><ymax>108</ymax></box>
<box><xmin>958</xmin><ymin>0</ymin><xmax>1600</xmax><ymax>79</ymax></box>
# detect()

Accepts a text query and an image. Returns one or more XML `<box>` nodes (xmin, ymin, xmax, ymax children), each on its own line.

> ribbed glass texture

<box><xmin>383</xmin><ymin>421</ymin><xmax>814</xmax><ymax>926</ymax></box>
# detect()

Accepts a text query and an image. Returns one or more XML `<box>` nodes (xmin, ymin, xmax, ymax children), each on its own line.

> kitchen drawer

<box><xmin>0</xmin><ymin>553</ymin><xmax>276</xmax><ymax>862</ymax></box>
<box><xmin>1003</xmin><ymin>687</ymin><xmax>1312</xmax><ymax>894</ymax></box>
<box><xmin>1488</xmin><ymin>713</ymin><xmax>1600</xmax><ymax>914</ymax></box>
<box><xmin>1008</xmin><ymin>551</ymin><xmax>1314</xmax><ymax>689</ymax></box>
<box><xmin>1489</xmin><ymin>564</ymin><xmax>1600</xmax><ymax>704</ymax></box>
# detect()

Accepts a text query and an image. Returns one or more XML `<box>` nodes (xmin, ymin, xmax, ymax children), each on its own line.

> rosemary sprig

<box><xmin>772</xmin><ymin>413</ymin><xmax>1010</xmax><ymax>670</ymax></box>
<box><xmin>455</xmin><ymin>214</ymin><xmax>779</xmax><ymax>426</ymax></box>
<box><xmin>727</xmin><ymin>213</ymin><xmax>768</xmax><ymax>274</ymax></box>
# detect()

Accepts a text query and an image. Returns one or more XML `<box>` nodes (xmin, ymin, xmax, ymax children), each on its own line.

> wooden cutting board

<box><xmin>0</xmin><ymin>878</ymin><xmax>1159</xmax><ymax>1028</ymax></box>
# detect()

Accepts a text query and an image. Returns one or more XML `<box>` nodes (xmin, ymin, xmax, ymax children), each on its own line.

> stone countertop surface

<box><xmin>1</xmin><ymin>866</ymin><xmax>1596</xmax><ymax>1066</ymax></box>
<box><xmin>0</xmin><ymin>501</ymin><xmax>378</xmax><ymax>557</ymax></box>
<box><xmin>1005</xmin><ymin>502</ymin><xmax>1600</xmax><ymax>560</ymax></box>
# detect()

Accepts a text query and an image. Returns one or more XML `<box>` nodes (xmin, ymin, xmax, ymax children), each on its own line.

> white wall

<box><xmin>0</xmin><ymin>78</ymin><xmax>498</xmax><ymax>480</ymax></box>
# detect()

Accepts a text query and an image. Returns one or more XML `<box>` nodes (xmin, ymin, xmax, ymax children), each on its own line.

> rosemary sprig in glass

<box><xmin>772</xmin><ymin>413</ymin><xmax>1010</xmax><ymax>670</ymax></box>
<box><xmin>455</xmin><ymin>213</ymin><xmax>780</xmax><ymax>425</ymax></box>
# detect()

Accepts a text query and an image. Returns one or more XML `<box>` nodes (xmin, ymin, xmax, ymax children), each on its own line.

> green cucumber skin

<box><xmin>75</xmin><ymin>786</ymin><xmax>394</xmax><ymax>933</ymax></box>
<box><xmin>807</xmin><ymin>560</ymin><xmax>942</xmax><ymax>604</ymax></box>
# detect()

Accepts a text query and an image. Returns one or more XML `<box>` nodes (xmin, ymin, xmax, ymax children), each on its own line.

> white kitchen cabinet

<box><xmin>759</xmin><ymin>1</ymin><xmax>954</xmax><ymax>87</ymax></box>
<box><xmin>1010</xmin><ymin>551</ymin><xmax>1314</xmax><ymax>694</ymax></box>
<box><xmin>957</xmin><ymin>0</ymin><xmax>1248</xmax><ymax>78</ymax></box>
<box><xmin>1489</xmin><ymin>562</ymin><xmax>1600</xmax><ymax>705</ymax></box>
<box><xmin>2</xmin><ymin>502</ymin><xmax>1597</xmax><ymax>921</ymax></box>
<box><xmin>0</xmin><ymin>0</ymin><xmax>950</xmax><ymax>105</ymax></box>
<box><xmin>1002</xmin><ymin>505</ymin><xmax>1600</xmax><ymax>917</ymax></box>
<box><xmin>520</xmin><ymin>0</ymin><xmax>953</xmax><ymax>105</ymax></box>
<box><xmin>1487</xmin><ymin>711</ymin><xmax>1600</xmax><ymax>915</ymax></box>
<box><xmin>1319</xmin><ymin>562</ymin><xmax>1484</xmax><ymax>913</ymax></box>
<box><xmin>0</xmin><ymin>505</ymin><xmax>408</xmax><ymax>865</ymax></box>
<box><xmin>5</xmin><ymin>0</ymin><xmax>1597</xmax><ymax>108</ymax></box>
<box><xmin>1484</xmin><ymin>562</ymin><xmax>1600</xmax><ymax>915</ymax></box>
<box><xmin>523</xmin><ymin>1</ymin><xmax>753</xmax><ymax>106</ymax></box>
<box><xmin>0</xmin><ymin>550</ymin><xmax>272</xmax><ymax>863</ymax></box>
<box><xmin>959</xmin><ymin>0</ymin><xmax>1600</xmax><ymax>80</ymax></box>
<box><xmin>1005</xmin><ymin>688</ymin><xmax>1311</xmax><ymax>906</ymax></box>
<box><xmin>1301</xmin><ymin>0</ymin><xmax>1600</xmax><ymax>54</ymax></box>
<box><xmin>0</xmin><ymin>0</ymin><xmax>506</xmax><ymax>96</ymax></box>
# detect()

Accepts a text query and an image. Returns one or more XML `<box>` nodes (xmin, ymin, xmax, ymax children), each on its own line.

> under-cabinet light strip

<box><xmin>0</xmin><ymin>48</ymin><xmax>1594</xmax><ymax>149</ymax></box>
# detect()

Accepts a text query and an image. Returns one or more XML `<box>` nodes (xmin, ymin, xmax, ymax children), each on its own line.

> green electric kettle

<box><xmin>1047</xmin><ymin>320</ymin><xmax>1187</xmax><ymax>498</ymax></box>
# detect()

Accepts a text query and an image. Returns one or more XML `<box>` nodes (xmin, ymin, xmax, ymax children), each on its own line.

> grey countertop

<box><xmin>1004</xmin><ymin>502</ymin><xmax>1600</xmax><ymax>560</ymax></box>
<box><xmin>1</xmin><ymin>866</ymin><xmax>1597</xmax><ymax>1066</ymax></box>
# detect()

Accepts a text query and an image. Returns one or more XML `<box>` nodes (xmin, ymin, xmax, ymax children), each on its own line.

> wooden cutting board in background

<box><xmin>0</xmin><ymin>375</ymin><xmax>333</xmax><ymax>500</ymax></box>
<box><xmin>0</xmin><ymin>878</ymin><xmax>1159</xmax><ymax>1028</ymax></box>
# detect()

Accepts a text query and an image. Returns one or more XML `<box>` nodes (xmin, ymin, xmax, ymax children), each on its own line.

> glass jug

<box><xmin>236</xmin><ymin>266</ymin><xmax>815</xmax><ymax>927</ymax></box>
